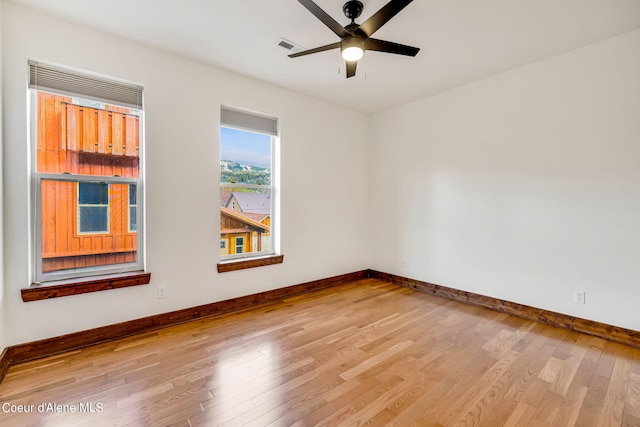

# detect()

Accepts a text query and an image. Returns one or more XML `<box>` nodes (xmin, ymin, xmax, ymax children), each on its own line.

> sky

<box><xmin>220</xmin><ymin>127</ymin><xmax>271</xmax><ymax>168</ymax></box>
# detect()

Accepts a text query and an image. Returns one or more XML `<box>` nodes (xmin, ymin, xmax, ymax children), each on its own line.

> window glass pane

<box><xmin>220</xmin><ymin>186</ymin><xmax>272</xmax><ymax>257</ymax></box>
<box><xmin>40</xmin><ymin>179</ymin><xmax>137</xmax><ymax>275</ymax></box>
<box><xmin>220</xmin><ymin>127</ymin><xmax>271</xmax><ymax>185</ymax></box>
<box><xmin>79</xmin><ymin>182</ymin><xmax>108</xmax><ymax>205</ymax></box>
<box><xmin>129</xmin><ymin>184</ymin><xmax>137</xmax><ymax>205</ymax></box>
<box><xmin>219</xmin><ymin>121</ymin><xmax>275</xmax><ymax>260</ymax></box>
<box><xmin>129</xmin><ymin>207</ymin><xmax>137</xmax><ymax>232</ymax></box>
<box><xmin>79</xmin><ymin>206</ymin><xmax>108</xmax><ymax>233</ymax></box>
<box><xmin>129</xmin><ymin>184</ymin><xmax>137</xmax><ymax>232</ymax></box>
<box><xmin>78</xmin><ymin>182</ymin><xmax>109</xmax><ymax>233</ymax></box>
<box><xmin>35</xmin><ymin>91</ymin><xmax>140</xmax><ymax>178</ymax></box>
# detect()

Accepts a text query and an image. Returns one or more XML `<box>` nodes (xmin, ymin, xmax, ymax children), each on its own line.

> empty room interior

<box><xmin>1</xmin><ymin>0</ymin><xmax>640</xmax><ymax>425</ymax></box>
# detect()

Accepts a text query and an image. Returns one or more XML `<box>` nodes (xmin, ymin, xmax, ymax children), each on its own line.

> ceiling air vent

<box><xmin>278</xmin><ymin>40</ymin><xmax>294</xmax><ymax>50</ymax></box>
<box><xmin>277</xmin><ymin>38</ymin><xmax>304</xmax><ymax>54</ymax></box>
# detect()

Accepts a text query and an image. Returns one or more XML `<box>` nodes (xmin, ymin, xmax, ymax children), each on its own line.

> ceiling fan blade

<box><xmin>298</xmin><ymin>0</ymin><xmax>350</xmax><ymax>38</ymax></box>
<box><xmin>357</xmin><ymin>0</ymin><xmax>413</xmax><ymax>37</ymax></box>
<box><xmin>288</xmin><ymin>42</ymin><xmax>341</xmax><ymax>58</ymax></box>
<box><xmin>365</xmin><ymin>38</ymin><xmax>420</xmax><ymax>56</ymax></box>
<box><xmin>345</xmin><ymin>60</ymin><xmax>358</xmax><ymax>78</ymax></box>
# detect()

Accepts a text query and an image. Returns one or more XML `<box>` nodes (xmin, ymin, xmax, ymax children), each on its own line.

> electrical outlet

<box><xmin>574</xmin><ymin>290</ymin><xmax>585</xmax><ymax>304</ymax></box>
<box><xmin>157</xmin><ymin>286</ymin><xmax>167</xmax><ymax>299</ymax></box>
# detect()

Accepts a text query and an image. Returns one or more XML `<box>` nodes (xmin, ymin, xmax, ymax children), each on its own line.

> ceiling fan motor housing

<box><xmin>343</xmin><ymin>0</ymin><xmax>364</xmax><ymax>22</ymax></box>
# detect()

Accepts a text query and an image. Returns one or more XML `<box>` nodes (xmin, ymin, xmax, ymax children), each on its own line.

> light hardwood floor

<box><xmin>1</xmin><ymin>278</ymin><xmax>639</xmax><ymax>426</ymax></box>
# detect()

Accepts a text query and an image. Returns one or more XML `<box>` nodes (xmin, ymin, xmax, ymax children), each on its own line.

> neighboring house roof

<box><xmin>220</xmin><ymin>206</ymin><xmax>269</xmax><ymax>233</ymax></box>
<box><xmin>241</xmin><ymin>212</ymin><xmax>269</xmax><ymax>223</ymax></box>
<box><xmin>220</xmin><ymin>189</ymin><xmax>233</xmax><ymax>207</ymax></box>
<box><xmin>227</xmin><ymin>192</ymin><xmax>270</xmax><ymax>214</ymax></box>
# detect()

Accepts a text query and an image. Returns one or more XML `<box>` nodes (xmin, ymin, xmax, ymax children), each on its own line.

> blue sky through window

<box><xmin>220</xmin><ymin>127</ymin><xmax>271</xmax><ymax>169</ymax></box>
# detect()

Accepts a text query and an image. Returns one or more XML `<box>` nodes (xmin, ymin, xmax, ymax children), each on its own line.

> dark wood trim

<box><xmin>0</xmin><ymin>269</ymin><xmax>368</xmax><ymax>384</ymax></box>
<box><xmin>21</xmin><ymin>272</ymin><xmax>151</xmax><ymax>302</ymax></box>
<box><xmin>369</xmin><ymin>269</ymin><xmax>640</xmax><ymax>349</ymax></box>
<box><xmin>0</xmin><ymin>348</ymin><xmax>10</xmax><ymax>385</ymax></box>
<box><xmin>217</xmin><ymin>254</ymin><xmax>284</xmax><ymax>273</ymax></box>
<box><xmin>7</xmin><ymin>267</ymin><xmax>637</xmax><ymax>387</ymax></box>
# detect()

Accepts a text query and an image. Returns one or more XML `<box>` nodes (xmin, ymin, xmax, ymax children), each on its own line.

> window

<box><xmin>219</xmin><ymin>106</ymin><xmax>278</xmax><ymax>262</ymax></box>
<box><xmin>235</xmin><ymin>236</ymin><xmax>245</xmax><ymax>254</ymax></box>
<box><xmin>30</xmin><ymin>61</ymin><xmax>144</xmax><ymax>282</ymax></box>
<box><xmin>129</xmin><ymin>184</ymin><xmax>137</xmax><ymax>232</ymax></box>
<box><xmin>78</xmin><ymin>182</ymin><xmax>109</xmax><ymax>233</ymax></box>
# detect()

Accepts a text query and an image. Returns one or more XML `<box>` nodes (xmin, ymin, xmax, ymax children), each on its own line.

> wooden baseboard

<box><xmin>0</xmin><ymin>269</ymin><xmax>369</xmax><ymax>384</ymax></box>
<box><xmin>4</xmin><ymin>268</ymin><xmax>638</xmax><ymax>386</ymax></box>
<box><xmin>0</xmin><ymin>348</ymin><xmax>10</xmax><ymax>384</ymax></box>
<box><xmin>369</xmin><ymin>270</ymin><xmax>640</xmax><ymax>349</ymax></box>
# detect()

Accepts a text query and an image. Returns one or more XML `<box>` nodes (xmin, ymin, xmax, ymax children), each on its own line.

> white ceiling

<box><xmin>8</xmin><ymin>0</ymin><xmax>640</xmax><ymax>113</ymax></box>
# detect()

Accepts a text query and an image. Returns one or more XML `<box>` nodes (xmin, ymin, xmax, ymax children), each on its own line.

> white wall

<box><xmin>3</xmin><ymin>2</ymin><xmax>639</xmax><ymax>350</ymax></box>
<box><xmin>371</xmin><ymin>29</ymin><xmax>640</xmax><ymax>331</ymax></box>
<box><xmin>1</xmin><ymin>2</ymin><xmax>371</xmax><ymax>346</ymax></box>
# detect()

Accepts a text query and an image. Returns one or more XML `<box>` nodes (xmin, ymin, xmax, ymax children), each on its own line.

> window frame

<box><xmin>29</xmin><ymin>62</ymin><xmax>145</xmax><ymax>284</ymax></box>
<box><xmin>34</xmin><ymin>174</ymin><xmax>143</xmax><ymax>283</ymax></box>
<box><xmin>219</xmin><ymin>106</ymin><xmax>279</xmax><ymax>264</ymax></box>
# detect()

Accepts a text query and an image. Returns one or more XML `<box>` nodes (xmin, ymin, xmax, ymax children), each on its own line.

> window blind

<box><xmin>221</xmin><ymin>106</ymin><xmax>278</xmax><ymax>136</ymax></box>
<box><xmin>29</xmin><ymin>60</ymin><xmax>143</xmax><ymax>110</ymax></box>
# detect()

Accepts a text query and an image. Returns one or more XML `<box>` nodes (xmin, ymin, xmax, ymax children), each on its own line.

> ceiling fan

<box><xmin>289</xmin><ymin>0</ymin><xmax>420</xmax><ymax>78</ymax></box>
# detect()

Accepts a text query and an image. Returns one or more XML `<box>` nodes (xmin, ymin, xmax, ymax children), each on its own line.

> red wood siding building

<box><xmin>37</xmin><ymin>92</ymin><xmax>140</xmax><ymax>273</ymax></box>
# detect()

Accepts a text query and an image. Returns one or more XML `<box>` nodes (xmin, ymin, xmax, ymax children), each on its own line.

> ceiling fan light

<box><xmin>341</xmin><ymin>37</ymin><xmax>365</xmax><ymax>61</ymax></box>
<box><xmin>342</xmin><ymin>46</ymin><xmax>364</xmax><ymax>61</ymax></box>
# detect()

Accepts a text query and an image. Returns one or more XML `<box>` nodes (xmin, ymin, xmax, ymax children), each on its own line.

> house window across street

<box><xmin>235</xmin><ymin>236</ymin><xmax>245</xmax><ymax>254</ymax></box>
<box><xmin>78</xmin><ymin>182</ymin><xmax>109</xmax><ymax>234</ymax></box>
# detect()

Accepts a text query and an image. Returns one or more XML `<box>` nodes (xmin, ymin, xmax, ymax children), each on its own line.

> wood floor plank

<box><xmin>626</xmin><ymin>372</ymin><xmax>640</xmax><ymax>419</ymax></box>
<box><xmin>529</xmin><ymin>390</ymin><xmax>564</xmax><ymax>426</ymax></box>
<box><xmin>503</xmin><ymin>401</ymin><xmax>537</xmax><ymax>427</ymax></box>
<box><xmin>552</xmin><ymin>383</ymin><xmax>589</xmax><ymax>427</ymax></box>
<box><xmin>575</xmin><ymin>340</ymin><xmax>628</xmax><ymax>426</ymax></box>
<box><xmin>0</xmin><ymin>278</ymin><xmax>638</xmax><ymax>426</ymax></box>
<box><xmin>479</xmin><ymin>324</ymin><xmax>556</xmax><ymax>426</ymax></box>
<box><xmin>597</xmin><ymin>344</ymin><xmax>634</xmax><ymax>427</ymax></box>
